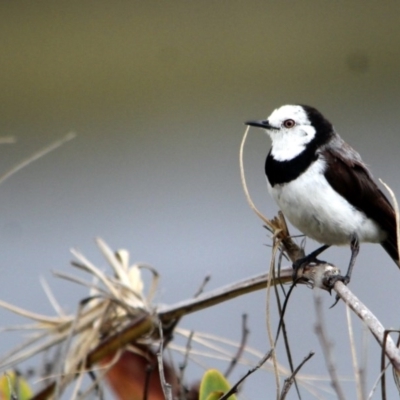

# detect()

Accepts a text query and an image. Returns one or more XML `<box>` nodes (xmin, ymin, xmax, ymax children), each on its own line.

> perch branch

<box><xmin>333</xmin><ymin>281</ymin><xmax>400</xmax><ymax>371</ymax></box>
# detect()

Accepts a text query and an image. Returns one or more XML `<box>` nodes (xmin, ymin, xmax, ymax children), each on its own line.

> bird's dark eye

<box><xmin>283</xmin><ymin>119</ymin><xmax>295</xmax><ymax>128</ymax></box>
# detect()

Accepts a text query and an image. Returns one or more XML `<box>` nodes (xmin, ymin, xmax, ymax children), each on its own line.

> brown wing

<box><xmin>322</xmin><ymin>148</ymin><xmax>399</xmax><ymax>265</ymax></box>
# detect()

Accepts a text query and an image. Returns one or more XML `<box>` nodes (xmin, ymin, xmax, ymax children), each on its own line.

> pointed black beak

<box><xmin>245</xmin><ymin>120</ymin><xmax>274</xmax><ymax>129</ymax></box>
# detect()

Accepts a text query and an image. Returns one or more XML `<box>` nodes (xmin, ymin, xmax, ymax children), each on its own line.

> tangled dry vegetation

<box><xmin>0</xmin><ymin>133</ymin><xmax>399</xmax><ymax>400</ymax></box>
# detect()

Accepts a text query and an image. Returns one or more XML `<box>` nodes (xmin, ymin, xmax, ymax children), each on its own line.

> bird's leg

<box><xmin>327</xmin><ymin>235</ymin><xmax>360</xmax><ymax>287</ymax></box>
<box><xmin>292</xmin><ymin>244</ymin><xmax>330</xmax><ymax>281</ymax></box>
<box><xmin>328</xmin><ymin>235</ymin><xmax>360</xmax><ymax>308</ymax></box>
<box><xmin>345</xmin><ymin>236</ymin><xmax>360</xmax><ymax>282</ymax></box>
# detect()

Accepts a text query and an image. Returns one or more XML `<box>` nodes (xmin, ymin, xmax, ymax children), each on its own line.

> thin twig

<box><xmin>40</xmin><ymin>278</ymin><xmax>66</xmax><ymax>317</ymax></box>
<box><xmin>359</xmin><ymin>324</ymin><xmax>369</xmax><ymax>399</ymax></box>
<box><xmin>276</xmin><ymin>245</ymin><xmax>289</xmax><ymax>295</ymax></box>
<box><xmin>218</xmin><ymin>350</ymin><xmax>273</xmax><ymax>400</ymax></box>
<box><xmin>53</xmin><ymin>299</ymin><xmax>88</xmax><ymax>400</ymax></box>
<box><xmin>224</xmin><ymin>314</ymin><xmax>249</xmax><ymax>378</ymax></box>
<box><xmin>178</xmin><ymin>330</ymin><xmax>194</xmax><ymax>400</ymax></box>
<box><xmin>143</xmin><ymin>363</ymin><xmax>154</xmax><ymax>400</ymax></box>
<box><xmin>367</xmin><ymin>366</ymin><xmax>389</xmax><ymax>400</ymax></box>
<box><xmin>194</xmin><ymin>275</ymin><xmax>211</xmax><ymax>298</ymax></box>
<box><xmin>266</xmin><ymin>238</ymin><xmax>282</xmax><ymax>398</ymax></box>
<box><xmin>380</xmin><ymin>329</ymin><xmax>400</xmax><ymax>400</ymax></box>
<box><xmin>346</xmin><ymin>305</ymin><xmax>364</xmax><ymax>400</ymax></box>
<box><xmin>381</xmin><ymin>330</ymin><xmax>389</xmax><ymax>400</ymax></box>
<box><xmin>274</xmin><ymin>282</ymin><xmax>297</xmax><ymax>346</ymax></box>
<box><xmin>394</xmin><ymin>334</ymin><xmax>400</xmax><ymax>394</ymax></box>
<box><xmin>157</xmin><ymin>322</ymin><xmax>173</xmax><ymax>400</ymax></box>
<box><xmin>273</xmin><ymin>266</ymin><xmax>301</xmax><ymax>399</ymax></box>
<box><xmin>239</xmin><ymin>126</ymin><xmax>273</xmax><ymax>229</ymax></box>
<box><xmin>313</xmin><ymin>291</ymin><xmax>346</xmax><ymax>400</ymax></box>
<box><xmin>84</xmin><ymin>370</ymin><xmax>104</xmax><ymax>400</ymax></box>
<box><xmin>272</xmin><ymin>212</ymin><xmax>305</xmax><ymax>263</ymax></box>
<box><xmin>0</xmin><ymin>132</ymin><xmax>76</xmax><ymax>187</ymax></box>
<box><xmin>279</xmin><ymin>351</ymin><xmax>314</xmax><ymax>400</ymax></box>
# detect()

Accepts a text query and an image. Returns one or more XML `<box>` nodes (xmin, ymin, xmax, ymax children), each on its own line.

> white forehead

<box><xmin>268</xmin><ymin>105</ymin><xmax>310</xmax><ymax>126</ymax></box>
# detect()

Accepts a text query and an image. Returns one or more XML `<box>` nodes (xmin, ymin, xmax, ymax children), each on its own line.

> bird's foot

<box><xmin>292</xmin><ymin>244</ymin><xmax>331</xmax><ymax>282</ymax></box>
<box><xmin>292</xmin><ymin>256</ymin><xmax>327</xmax><ymax>282</ymax></box>
<box><xmin>325</xmin><ymin>274</ymin><xmax>350</xmax><ymax>288</ymax></box>
<box><xmin>325</xmin><ymin>274</ymin><xmax>350</xmax><ymax>308</ymax></box>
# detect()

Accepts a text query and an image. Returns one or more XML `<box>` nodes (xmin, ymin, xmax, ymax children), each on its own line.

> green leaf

<box><xmin>205</xmin><ymin>391</ymin><xmax>225</xmax><ymax>400</ymax></box>
<box><xmin>199</xmin><ymin>369</ymin><xmax>237</xmax><ymax>400</ymax></box>
<box><xmin>0</xmin><ymin>371</ymin><xmax>33</xmax><ymax>400</ymax></box>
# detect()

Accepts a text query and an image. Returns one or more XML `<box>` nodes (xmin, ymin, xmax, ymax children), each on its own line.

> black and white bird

<box><xmin>246</xmin><ymin>104</ymin><xmax>399</xmax><ymax>286</ymax></box>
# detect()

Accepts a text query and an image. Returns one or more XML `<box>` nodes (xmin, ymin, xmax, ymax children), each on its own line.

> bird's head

<box><xmin>246</xmin><ymin>105</ymin><xmax>333</xmax><ymax>161</ymax></box>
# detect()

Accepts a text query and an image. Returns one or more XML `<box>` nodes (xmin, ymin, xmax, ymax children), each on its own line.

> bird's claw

<box><xmin>326</xmin><ymin>274</ymin><xmax>350</xmax><ymax>288</ymax></box>
<box><xmin>325</xmin><ymin>275</ymin><xmax>350</xmax><ymax>308</ymax></box>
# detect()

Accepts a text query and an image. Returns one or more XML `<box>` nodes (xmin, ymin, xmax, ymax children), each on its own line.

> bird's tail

<box><xmin>381</xmin><ymin>234</ymin><xmax>400</xmax><ymax>267</ymax></box>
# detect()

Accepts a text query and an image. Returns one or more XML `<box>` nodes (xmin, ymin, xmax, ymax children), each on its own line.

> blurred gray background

<box><xmin>0</xmin><ymin>2</ymin><xmax>400</xmax><ymax>399</ymax></box>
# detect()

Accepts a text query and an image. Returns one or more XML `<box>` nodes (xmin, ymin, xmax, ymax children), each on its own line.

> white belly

<box><xmin>267</xmin><ymin>159</ymin><xmax>386</xmax><ymax>245</ymax></box>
